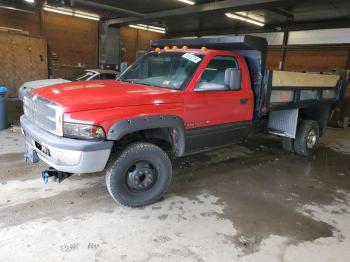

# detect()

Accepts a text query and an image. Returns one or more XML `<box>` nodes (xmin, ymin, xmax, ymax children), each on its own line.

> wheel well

<box><xmin>299</xmin><ymin>105</ymin><xmax>331</xmax><ymax>136</ymax></box>
<box><xmin>112</xmin><ymin>127</ymin><xmax>185</xmax><ymax>157</ymax></box>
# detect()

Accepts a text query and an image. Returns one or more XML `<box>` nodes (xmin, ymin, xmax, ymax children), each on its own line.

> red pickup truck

<box><xmin>21</xmin><ymin>36</ymin><xmax>347</xmax><ymax>207</ymax></box>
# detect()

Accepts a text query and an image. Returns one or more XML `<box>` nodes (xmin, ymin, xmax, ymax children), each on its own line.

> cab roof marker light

<box><xmin>178</xmin><ymin>0</ymin><xmax>195</xmax><ymax>5</ymax></box>
<box><xmin>225</xmin><ymin>12</ymin><xmax>264</xmax><ymax>27</ymax></box>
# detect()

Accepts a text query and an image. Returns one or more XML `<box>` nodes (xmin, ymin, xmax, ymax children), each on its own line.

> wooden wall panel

<box><xmin>0</xmin><ymin>32</ymin><xmax>47</xmax><ymax>97</ymax></box>
<box><xmin>40</xmin><ymin>11</ymin><xmax>98</xmax><ymax>78</ymax></box>
<box><xmin>120</xmin><ymin>27</ymin><xmax>163</xmax><ymax>65</ymax></box>
<box><xmin>266</xmin><ymin>49</ymin><xmax>281</xmax><ymax>70</ymax></box>
<box><xmin>120</xmin><ymin>27</ymin><xmax>138</xmax><ymax>65</ymax></box>
<box><xmin>0</xmin><ymin>9</ymin><xmax>98</xmax><ymax>96</ymax></box>
<box><xmin>284</xmin><ymin>47</ymin><xmax>349</xmax><ymax>72</ymax></box>
<box><xmin>0</xmin><ymin>9</ymin><xmax>41</xmax><ymax>35</ymax></box>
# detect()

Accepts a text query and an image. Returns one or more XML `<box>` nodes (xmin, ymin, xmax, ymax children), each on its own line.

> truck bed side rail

<box><xmin>267</xmin><ymin>70</ymin><xmax>347</xmax><ymax>111</ymax></box>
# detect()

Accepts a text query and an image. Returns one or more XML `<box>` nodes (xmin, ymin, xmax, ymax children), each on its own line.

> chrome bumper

<box><xmin>20</xmin><ymin>115</ymin><xmax>113</xmax><ymax>174</ymax></box>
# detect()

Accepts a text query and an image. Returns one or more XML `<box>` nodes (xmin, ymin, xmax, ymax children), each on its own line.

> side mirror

<box><xmin>225</xmin><ymin>68</ymin><xmax>241</xmax><ymax>91</ymax></box>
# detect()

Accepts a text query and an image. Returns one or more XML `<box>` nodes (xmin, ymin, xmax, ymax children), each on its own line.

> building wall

<box><xmin>40</xmin><ymin>11</ymin><xmax>98</xmax><ymax>78</ymax></box>
<box><xmin>0</xmin><ymin>32</ymin><xmax>48</xmax><ymax>98</ymax></box>
<box><xmin>0</xmin><ymin>8</ymin><xmax>41</xmax><ymax>35</ymax></box>
<box><xmin>0</xmin><ymin>8</ymin><xmax>99</xmax><ymax>82</ymax></box>
<box><xmin>120</xmin><ymin>27</ymin><xmax>163</xmax><ymax>65</ymax></box>
<box><xmin>267</xmin><ymin>47</ymin><xmax>350</xmax><ymax>71</ymax></box>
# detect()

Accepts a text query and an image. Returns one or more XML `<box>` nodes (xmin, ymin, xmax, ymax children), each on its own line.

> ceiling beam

<box><xmin>269</xmin><ymin>8</ymin><xmax>294</xmax><ymax>19</ymax></box>
<box><xmin>71</xmin><ymin>0</ymin><xmax>145</xmax><ymax>18</ymax></box>
<box><xmin>107</xmin><ymin>0</ymin><xmax>294</xmax><ymax>26</ymax></box>
<box><xmin>167</xmin><ymin>19</ymin><xmax>350</xmax><ymax>38</ymax></box>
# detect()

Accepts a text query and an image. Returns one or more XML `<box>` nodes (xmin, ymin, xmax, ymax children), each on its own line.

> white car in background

<box><xmin>18</xmin><ymin>69</ymin><xmax>119</xmax><ymax>100</ymax></box>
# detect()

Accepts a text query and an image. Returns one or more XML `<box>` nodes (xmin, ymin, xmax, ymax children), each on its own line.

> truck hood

<box><xmin>31</xmin><ymin>80</ymin><xmax>183</xmax><ymax>112</ymax></box>
<box><xmin>22</xmin><ymin>78</ymin><xmax>71</xmax><ymax>88</ymax></box>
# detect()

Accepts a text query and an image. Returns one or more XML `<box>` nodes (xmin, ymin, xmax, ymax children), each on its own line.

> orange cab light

<box><xmin>172</xmin><ymin>45</ymin><xmax>178</xmax><ymax>50</ymax></box>
<box><xmin>164</xmin><ymin>46</ymin><xmax>170</xmax><ymax>50</ymax></box>
<box><xmin>155</xmin><ymin>47</ymin><xmax>161</xmax><ymax>52</ymax></box>
<box><xmin>201</xmin><ymin>46</ymin><xmax>207</xmax><ymax>52</ymax></box>
<box><xmin>182</xmin><ymin>45</ymin><xmax>188</xmax><ymax>50</ymax></box>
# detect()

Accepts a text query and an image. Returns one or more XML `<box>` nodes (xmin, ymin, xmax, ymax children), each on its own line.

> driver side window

<box><xmin>196</xmin><ymin>56</ymin><xmax>238</xmax><ymax>91</ymax></box>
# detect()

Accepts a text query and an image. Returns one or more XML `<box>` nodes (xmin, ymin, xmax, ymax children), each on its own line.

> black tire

<box><xmin>106</xmin><ymin>142</ymin><xmax>172</xmax><ymax>207</ymax></box>
<box><xmin>294</xmin><ymin>120</ymin><xmax>320</xmax><ymax>157</ymax></box>
<box><xmin>282</xmin><ymin>137</ymin><xmax>295</xmax><ymax>153</ymax></box>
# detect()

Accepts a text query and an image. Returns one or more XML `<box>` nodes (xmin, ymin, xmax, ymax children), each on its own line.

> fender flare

<box><xmin>107</xmin><ymin>115</ymin><xmax>186</xmax><ymax>157</ymax></box>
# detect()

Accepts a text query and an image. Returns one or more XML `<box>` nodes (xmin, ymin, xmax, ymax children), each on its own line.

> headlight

<box><xmin>63</xmin><ymin>122</ymin><xmax>105</xmax><ymax>140</ymax></box>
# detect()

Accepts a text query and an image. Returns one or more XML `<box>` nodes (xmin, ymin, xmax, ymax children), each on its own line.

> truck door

<box><xmin>184</xmin><ymin>54</ymin><xmax>254</xmax><ymax>151</ymax></box>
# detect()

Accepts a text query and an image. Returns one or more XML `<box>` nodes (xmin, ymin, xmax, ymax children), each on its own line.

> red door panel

<box><xmin>184</xmin><ymin>52</ymin><xmax>254</xmax><ymax>129</ymax></box>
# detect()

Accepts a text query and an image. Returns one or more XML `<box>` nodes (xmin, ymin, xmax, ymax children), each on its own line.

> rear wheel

<box><xmin>294</xmin><ymin>120</ymin><xmax>320</xmax><ymax>156</ymax></box>
<box><xmin>106</xmin><ymin>142</ymin><xmax>172</xmax><ymax>207</ymax></box>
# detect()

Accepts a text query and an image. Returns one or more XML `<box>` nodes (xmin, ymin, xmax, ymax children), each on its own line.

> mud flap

<box><xmin>268</xmin><ymin>108</ymin><xmax>299</xmax><ymax>138</ymax></box>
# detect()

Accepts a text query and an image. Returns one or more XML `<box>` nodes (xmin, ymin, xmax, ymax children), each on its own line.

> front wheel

<box><xmin>106</xmin><ymin>142</ymin><xmax>173</xmax><ymax>207</ymax></box>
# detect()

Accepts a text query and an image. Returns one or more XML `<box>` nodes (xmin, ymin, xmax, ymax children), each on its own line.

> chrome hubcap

<box><xmin>306</xmin><ymin>129</ymin><xmax>317</xmax><ymax>149</ymax></box>
<box><xmin>126</xmin><ymin>161</ymin><xmax>157</xmax><ymax>191</ymax></box>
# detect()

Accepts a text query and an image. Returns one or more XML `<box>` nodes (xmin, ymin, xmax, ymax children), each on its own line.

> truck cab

<box><xmin>21</xmin><ymin>36</ymin><xmax>346</xmax><ymax>207</ymax></box>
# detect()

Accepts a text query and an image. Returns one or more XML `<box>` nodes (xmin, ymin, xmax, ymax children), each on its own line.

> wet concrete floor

<box><xmin>0</xmin><ymin>127</ymin><xmax>349</xmax><ymax>261</ymax></box>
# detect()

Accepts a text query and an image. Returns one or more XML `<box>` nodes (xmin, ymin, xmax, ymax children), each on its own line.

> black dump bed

<box><xmin>151</xmin><ymin>36</ymin><xmax>347</xmax><ymax>117</ymax></box>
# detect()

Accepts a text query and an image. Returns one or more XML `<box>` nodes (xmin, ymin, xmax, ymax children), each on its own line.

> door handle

<box><xmin>240</xmin><ymin>98</ymin><xmax>248</xmax><ymax>104</ymax></box>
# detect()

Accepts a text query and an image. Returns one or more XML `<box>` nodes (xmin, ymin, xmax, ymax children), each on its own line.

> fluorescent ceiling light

<box><xmin>74</xmin><ymin>13</ymin><xmax>100</xmax><ymax>21</ymax></box>
<box><xmin>43</xmin><ymin>6</ymin><xmax>71</xmax><ymax>16</ymax></box>
<box><xmin>225</xmin><ymin>12</ymin><xmax>264</xmax><ymax>27</ymax></box>
<box><xmin>43</xmin><ymin>5</ymin><xmax>100</xmax><ymax>21</ymax></box>
<box><xmin>129</xmin><ymin>24</ymin><xmax>166</xmax><ymax>34</ymax></box>
<box><xmin>177</xmin><ymin>0</ymin><xmax>195</xmax><ymax>5</ymax></box>
<box><xmin>25</xmin><ymin>0</ymin><xmax>35</xmax><ymax>3</ymax></box>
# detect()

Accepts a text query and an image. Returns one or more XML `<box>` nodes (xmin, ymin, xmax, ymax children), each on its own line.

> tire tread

<box><xmin>294</xmin><ymin>120</ymin><xmax>319</xmax><ymax>157</ymax></box>
<box><xmin>106</xmin><ymin>142</ymin><xmax>172</xmax><ymax>207</ymax></box>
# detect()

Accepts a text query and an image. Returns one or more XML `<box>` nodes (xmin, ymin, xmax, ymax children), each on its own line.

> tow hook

<box><xmin>41</xmin><ymin>167</ymin><xmax>73</xmax><ymax>184</ymax></box>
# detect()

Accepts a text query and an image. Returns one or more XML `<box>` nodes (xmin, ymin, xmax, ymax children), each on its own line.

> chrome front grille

<box><xmin>23</xmin><ymin>93</ymin><xmax>63</xmax><ymax>136</ymax></box>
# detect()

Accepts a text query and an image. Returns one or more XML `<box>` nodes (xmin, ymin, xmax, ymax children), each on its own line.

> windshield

<box><xmin>119</xmin><ymin>52</ymin><xmax>204</xmax><ymax>90</ymax></box>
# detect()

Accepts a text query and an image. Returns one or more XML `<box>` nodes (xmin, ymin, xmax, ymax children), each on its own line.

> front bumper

<box><xmin>20</xmin><ymin>115</ymin><xmax>113</xmax><ymax>173</ymax></box>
